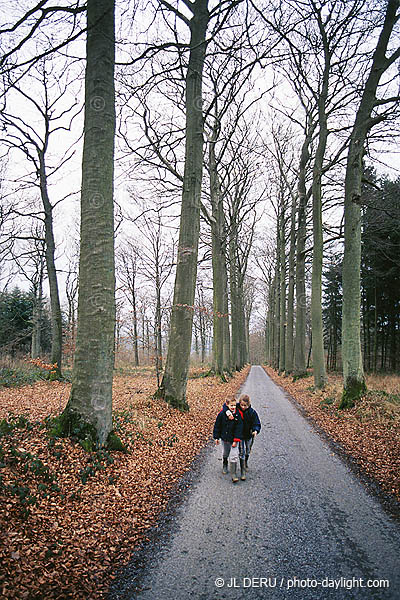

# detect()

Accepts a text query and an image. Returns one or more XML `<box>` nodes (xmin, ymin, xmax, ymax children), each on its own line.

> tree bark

<box><xmin>311</xmin><ymin>22</ymin><xmax>329</xmax><ymax>389</ymax></box>
<box><xmin>279</xmin><ymin>202</ymin><xmax>286</xmax><ymax>374</ymax></box>
<box><xmin>31</xmin><ymin>253</ymin><xmax>45</xmax><ymax>359</ymax></box>
<box><xmin>285</xmin><ymin>192</ymin><xmax>296</xmax><ymax>374</ymax></box>
<box><xmin>159</xmin><ymin>0</ymin><xmax>209</xmax><ymax>409</ymax></box>
<box><xmin>64</xmin><ymin>0</ymin><xmax>116</xmax><ymax>445</ymax></box>
<box><xmin>229</xmin><ymin>230</ymin><xmax>239</xmax><ymax>371</ymax></box>
<box><xmin>131</xmin><ymin>279</ymin><xmax>139</xmax><ymax>367</ymax></box>
<box><xmin>294</xmin><ymin>123</ymin><xmax>314</xmax><ymax>378</ymax></box>
<box><xmin>273</xmin><ymin>223</ymin><xmax>281</xmax><ymax>370</ymax></box>
<box><xmin>238</xmin><ymin>276</ymin><xmax>247</xmax><ymax>368</ymax></box>
<box><xmin>38</xmin><ymin>154</ymin><xmax>63</xmax><ymax>376</ymax></box>
<box><xmin>210</xmin><ymin>138</ymin><xmax>229</xmax><ymax>377</ymax></box>
<box><xmin>341</xmin><ymin>0</ymin><xmax>400</xmax><ymax>407</ymax></box>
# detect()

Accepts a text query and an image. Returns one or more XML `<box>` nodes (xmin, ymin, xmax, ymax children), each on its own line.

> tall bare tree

<box><xmin>158</xmin><ymin>0</ymin><xmax>210</xmax><ymax>409</ymax></box>
<box><xmin>62</xmin><ymin>0</ymin><xmax>116</xmax><ymax>446</ymax></box>
<box><xmin>341</xmin><ymin>0</ymin><xmax>400</xmax><ymax>407</ymax></box>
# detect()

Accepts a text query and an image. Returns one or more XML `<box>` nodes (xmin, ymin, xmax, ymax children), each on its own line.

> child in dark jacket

<box><xmin>222</xmin><ymin>394</ymin><xmax>261</xmax><ymax>480</ymax></box>
<box><xmin>213</xmin><ymin>397</ymin><xmax>243</xmax><ymax>483</ymax></box>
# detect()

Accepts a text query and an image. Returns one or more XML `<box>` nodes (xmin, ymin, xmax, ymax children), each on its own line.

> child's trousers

<box><xmin>221</xmin><ymin>441</ymin><xmax>239</xmax><ymax>463</ymax></box>
<box><xmin>239</xmin><ymin>437</ymin><xmax>254</xmax><ymax>459</ymax></box>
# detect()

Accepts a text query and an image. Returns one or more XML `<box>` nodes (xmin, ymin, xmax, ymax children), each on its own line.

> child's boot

<box><xmin>245</xmin><ymin>455</ymin><xmax>249</xmax><ymax>470</ymax></box>
<box><xmin>222</xmin><ymin>457</ymin><xmax>228</xmax><ymax>474</ymax></box>
<box><xmin>240</xmin><ymin>459</ymin><xmax>246</xmax><ymax>480</ymax></box>
<box><xmin>230</xmin><ymin>462</ymin><xmax>239</xmax><ymax>483</ymax></box>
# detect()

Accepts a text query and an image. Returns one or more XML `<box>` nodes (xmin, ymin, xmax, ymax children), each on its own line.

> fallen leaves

<box><xmin>0</xmin><ymin>367</ymin><xmax>250</xmax><ymax>599</ymax></box>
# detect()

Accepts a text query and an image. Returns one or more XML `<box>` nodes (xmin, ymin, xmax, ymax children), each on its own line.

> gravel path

<box><xmin>109</xmin><ymin>366</ymin><xmax>400</xmax><ymax>600</ymax></box>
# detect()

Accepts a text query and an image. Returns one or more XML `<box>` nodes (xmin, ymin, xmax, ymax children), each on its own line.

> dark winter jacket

<box><xmin>222</xmin><ymin>402</ymin><xmax>261</xmax><ymax>440</ymax></box>
<box><xmin>213</xmin><ymin>408</ymin><xmax>243</xmax><ymax>444</ymax></box>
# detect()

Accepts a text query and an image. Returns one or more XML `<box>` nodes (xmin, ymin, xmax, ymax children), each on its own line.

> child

<box><xmin>213</xmin><ymin>397</ymin><xmax>243</xmax><ymax>483</ymax></box>
<box><xmin>221</xmin><ymin>394</ymin><xmax>261</xmax><ymax>481</ymax></box>
<box><xmin>237</xmin><ymin>394</ymin><xmax>261</xmax><ymax>479</ymax></box>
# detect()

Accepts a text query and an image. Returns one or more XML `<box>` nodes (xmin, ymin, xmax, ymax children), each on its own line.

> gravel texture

<box><xmin>108</xmin><ymin>366</ymin><xmax>400</xmax><ymax>600</ymax></box>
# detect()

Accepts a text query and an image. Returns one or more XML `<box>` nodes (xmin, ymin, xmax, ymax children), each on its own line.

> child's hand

<box><xmin>232</xmin><ymin>442</ymin><xmax>237</xmax><ymax>448</ymax></box>
<box><xmin>215</xmin><ymin>439</ymin><xmax>220</xmax><ymax>445</ymax></box>
<box><xmin>252</xmin><ymin>431</ymin><xmax>257</xmax><ymax>437</ymax></box>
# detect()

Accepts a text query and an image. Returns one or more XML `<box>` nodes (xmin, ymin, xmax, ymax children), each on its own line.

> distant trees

<box><xmin>0</xmin><ymin>61</ymin><xmax>81</xmax><ymax>378</ymax></box>
<box><xmin>309</xmin><ymin>171</ymin><xmax>400</xmax><ymax>376</ymax></box>
<box><xmin>0</xmin><ymin>287</ymin><xmax>51</xmax><ymax>357</ymax></box>
<box><xmin>361</xmin><ymin>174</ymin><xmax>400</xmax><ymax>373</ymax></box>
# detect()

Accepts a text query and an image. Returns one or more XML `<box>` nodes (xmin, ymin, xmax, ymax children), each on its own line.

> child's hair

<box><xmin>239</xmin><ymin>394</ymin><xmax>251</xmax><ymax>406</ymax></box>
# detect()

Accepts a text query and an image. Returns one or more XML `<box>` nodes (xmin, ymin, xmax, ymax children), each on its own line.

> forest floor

<box><xmin>264</xmin><ymin>366</ymin><xmax>400</xmax><ymax>506</ymax></box>
<box><xmin>0</xmin><ymin>366</ymin><xmax>250</xmax><ymax>600</ymax></box>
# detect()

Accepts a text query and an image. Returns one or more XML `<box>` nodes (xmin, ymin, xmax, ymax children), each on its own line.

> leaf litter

<box><xmin>0</xmin><ymin>367</ymin><xmax>249</xmax><ymax>599</ymax></box>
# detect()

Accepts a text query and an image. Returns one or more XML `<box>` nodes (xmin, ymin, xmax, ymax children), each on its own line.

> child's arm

<box><xmin>213</xmin><ymin>411</ymin><xmax>223</xmax><ymax>443</ymax></box>
<box><xmin>251</xmin><ymin>409</ymin><xmax>261</xmax><ymax>435</ymax></box>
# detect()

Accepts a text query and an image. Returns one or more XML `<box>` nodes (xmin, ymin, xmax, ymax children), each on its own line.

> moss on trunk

<box><xmin>339</xmin><ymin>376</ymin><xmax>367</xmax><ymax>409</ymax></box>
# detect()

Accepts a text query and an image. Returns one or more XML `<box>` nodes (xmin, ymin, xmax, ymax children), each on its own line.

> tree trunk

<box><xmin>38</xmin><ymin>154</ymin><xmax>63</xmax><ymax>377</ymax></box>
<box><xmin>294</xmin><ymin>123</ymin><xmax>314</xmax><ymax>378</ymax></box>
<box><xmin>210</xmin><ymin>138</ymin><xmax>229</xmax><ymax>377</ymax></box>
<box><xmin>311</xmin><ymin>43</ymin><xmax>329</xmax><ymax>389</ymax></box>
<box><xmin>229</xmin><ymin>232</ymin><xmax>239</xmax><ymax>371</ymax></box>
<box><xmin>132</xmin><ymin>284</ymin><xmax>139</xmax><ymax>367</ymax></box>
<box><xmin>268</xmin><ymin>276</ymin><xmax>275</xmax><ymax>366</ymax></box>
<box><xmin>273</xmin><ymin>227</ymin><xmax>281</xmax><ymax>370</ymax></box>
<box><xmin>199</xmin><ymin>308</ymin><xmax>206</xmax><ymax>364</ymax></box>
<box><xmin>238</xmin><ymin>277</ymin><xmax>247</xmax><ymax>368</ymax></box>
<box><xmin>279</xmin><ymin>203</ymin><xmax>286</xmax><ymax>374</ymax></box>
<box><xmin>341</xmin><ymin>0</ymin><xmax>399</xmax><ymax>407</ymax></box>
<box><xmin>31</xmin><ymin>256</ymin><xmax>44</xmax><ymax>359</ymax></box>
<box><xmin>285</xmin><ymin>193</ymin><xmax>296</xmax><ymax>374</ymax></box>
<box><xmin>155</xmin><ymin>281</ymin><xmax>162</xmax><ymax>376</ymax></box>
<box><xmin>159</xmin><ymin>0</ymin><xmax>209</xmax><ymax>409</ymax></box>
<box><xmin>373</xmin><ymin>284</ymin><xmax>378</xmax><ymax>372</ymax></box>
<box><xmin>64</xmin><ymin>0</ymin><xmax>116</xmax><ymax>446</ymax></box>
<box><xmin>223</xmin><ymin>279</ymin><xmax>231</xmax><ymax>372</ymax></box>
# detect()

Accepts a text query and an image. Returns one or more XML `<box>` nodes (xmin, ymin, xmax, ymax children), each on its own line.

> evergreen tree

<box><xmin>361</xmin><ymin>174</ymin><xmax>400</xmax><ymax>372</ymax></box>
<box><xmin>323</xmin><ymin>256</ymin><xmax>342</xmax><ymax>372</ymax></box>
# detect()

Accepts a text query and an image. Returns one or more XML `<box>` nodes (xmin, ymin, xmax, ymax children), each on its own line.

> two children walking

<box><xmin>213</xmin><ymin>394</ymin><xmax>261</xmax><ymax>484</ymax></box>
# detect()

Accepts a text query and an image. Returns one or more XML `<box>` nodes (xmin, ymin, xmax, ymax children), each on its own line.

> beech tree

<box><xmin>159</xmin><ymin>0</ymin><xmax>245</xmax><ymax>409</ymax></box>
<box><xmin>61</xmin><ymin>0</ymin><xmax>117</xmax><ymax>446</ymax></box>
<box><xmin>341</xmin><ymin>0</ymin><xmax>400</xmax><ymax>407</ymax></box>
<box><xmin>294</xmin><ymin>115</ymin><xmax>315</xmax><ymax>378</ymax></box>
